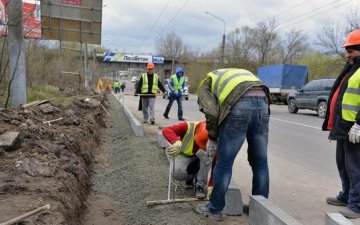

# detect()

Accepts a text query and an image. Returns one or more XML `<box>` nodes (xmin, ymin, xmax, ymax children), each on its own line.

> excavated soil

<box><xmin>0</xmin><ymin>94</ymin><xmax>105</xmax><ymax>225</ymax></box>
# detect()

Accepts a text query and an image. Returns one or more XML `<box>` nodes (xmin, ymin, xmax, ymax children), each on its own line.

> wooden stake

<box><xmin>100</xmin><ymin>103</ymin><xmax>110</xmax><ymax>116</ymax></box>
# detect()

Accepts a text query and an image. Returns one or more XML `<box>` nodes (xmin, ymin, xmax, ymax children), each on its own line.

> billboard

<box><xmin>0</xmin><ymin>0</ymin><xmax>41</xmax><ymax>38</ymax></box>
<box><xmin>103</xmin><ymin>53</ymin><xmax>153</xmax><ymax>63</ymax></box>
<box><xmin>41</xmin><ymin>0</ymin><xmax>102</xmax><ymax>44</ymax></box>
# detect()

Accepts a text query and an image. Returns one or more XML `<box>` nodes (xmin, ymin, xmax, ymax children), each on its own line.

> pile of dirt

<box><xmin>0</xmin><ymin>95</ymin><xmax>106</xmax><ymax>225</ymax></box>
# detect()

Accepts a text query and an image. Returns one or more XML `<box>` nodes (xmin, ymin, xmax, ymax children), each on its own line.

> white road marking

<box><xmin>271</xmin><ymin>117</ymin><xmax>322</xmax><ymax>130</ymax></box>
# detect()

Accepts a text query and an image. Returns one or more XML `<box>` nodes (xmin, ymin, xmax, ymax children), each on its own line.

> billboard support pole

<box><xmin>8</xmin><ymin>0</ymin><xmax>27</xmax><ymax>106</ymax></box>
<box><xmin>84</xmin><ymin>42</ymin><xmax>89</xmax><ymax>89</ymax></box>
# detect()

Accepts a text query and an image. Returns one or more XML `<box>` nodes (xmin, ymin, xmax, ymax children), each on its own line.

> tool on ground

<box><xmin>172</xmin><ymin>156</ymin><xmax>176</xmax><ymax>206</ymax></box>
<box><xmin>147</xmin><ymin>197</ymin><xmax>205</xmax><ymax>206</ymax></box>
<box><xmin>196</xmin><ymin>149</ymin><xmax>211</xmax><ymax>166</ymax></box>
<box><xmin>0</xmin><ymin>204</ymin><xmax>50</xmax><ymax>225</ymax></box>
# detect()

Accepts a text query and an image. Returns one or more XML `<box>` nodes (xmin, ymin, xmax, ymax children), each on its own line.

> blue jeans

<box><xmin>164</xmin><ymin>95</ymin><xmax>183</xmax><ymax>119</ymax></box>
<box><xmin>336</xmin><ymin>140</ymin><xmax>360</xmax><ymax>212</ymax></box>
<box><xmin>209</xmin><ymin>96</ymin><xmax>270</xmax><ymax>213</ymax></box>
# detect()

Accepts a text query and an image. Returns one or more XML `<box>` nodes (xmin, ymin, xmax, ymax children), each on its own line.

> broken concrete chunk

<box><xmin>0</xmin><ymin>131</ymin><xmax>20</xmax><ymax>150</ymax></box>
<box><xmin>16</xmin><ymin>157</ymin><xmax>56</xmax><ymax>177</ymax></box>
<box><xmin>39</xmin><ymin>103</ymin><xmax>58</xmax><ymax>114</ymax></box>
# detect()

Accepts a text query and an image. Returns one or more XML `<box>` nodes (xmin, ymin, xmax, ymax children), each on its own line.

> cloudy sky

<box><xmin>101</xmin><ymin>0</ymin><xmax>359</xmax><ymax>55</ymax></box>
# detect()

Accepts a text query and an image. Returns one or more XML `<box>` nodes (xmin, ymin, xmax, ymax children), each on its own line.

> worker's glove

<box><xmin>349</xmin><ymin>123</ymin><xmax>360</xmax><ymax>144</ymax></box>
<box><xmin>167</xmin><ymin>140</ymin><xmax>182</xmax><ymax>157</ymax></box>
<box><xmin>134</xmin><ymin>93</ymin><xmax>138</xmax><ymax>96</ymax></box>
<box><xmin>206</xmin><ymin>139</ymin><xmax>217</xmax><ymax>158</ymax></box>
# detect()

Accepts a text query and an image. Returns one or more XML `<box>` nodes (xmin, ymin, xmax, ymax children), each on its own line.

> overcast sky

<box><xmin>101</xmin><ymin>0</ymin><xmax>359</xmax><ymax>55</ymax></box>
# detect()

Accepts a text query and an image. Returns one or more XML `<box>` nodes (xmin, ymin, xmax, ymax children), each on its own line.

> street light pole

<box><xmin>205</xmin><ymin>12</ymin><xmax>226</xmax><ymax>67</ymax></box>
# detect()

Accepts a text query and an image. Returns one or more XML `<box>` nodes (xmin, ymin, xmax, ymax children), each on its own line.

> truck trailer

<box><xmin>256</xmin><ymin>64</ymin><xmax>308</xmax><ymax>104</ymax></box>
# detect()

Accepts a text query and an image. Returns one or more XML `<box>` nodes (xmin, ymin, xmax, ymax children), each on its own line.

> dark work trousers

<box><xmin>163</xmin><ymin>95</ymin><xmax>183</xmax><ymax>119</ymax></box>
<box><xmin>336</xmin><ymin>139</ymin><xmax>360</xmax><ymax>212</ymax></box>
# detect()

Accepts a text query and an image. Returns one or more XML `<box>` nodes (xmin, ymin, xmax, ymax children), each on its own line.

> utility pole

<box><xmin>8</xmin><ymin>0</ymin><xmax>27</xmax><ymax>106</ymax></box>
<box><xmin>205</xmin><ymin>12</ymin><xmax>226</xmax><ymax>67</ymax></box>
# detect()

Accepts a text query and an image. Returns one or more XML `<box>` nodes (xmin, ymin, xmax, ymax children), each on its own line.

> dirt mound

<box><xmin>0</xmin><ymin>95</ymin><xmax>106</xmax><ymax>225</ymax></box>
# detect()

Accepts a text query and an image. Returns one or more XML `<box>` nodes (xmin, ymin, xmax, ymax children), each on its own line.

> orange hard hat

<box><xmin>147</xmin><ymin>63</ymin><xmax>155</xmax><ymax>69</ymax></box>
<box><xmin>343</xmin><ymin>29</ymin><xmax>360</xmax><ymax>48</ymax></box>
<box><xmin>195</xmin><ymin>121</ymin><xmax>208</xmax><ymax>149</ymax></box>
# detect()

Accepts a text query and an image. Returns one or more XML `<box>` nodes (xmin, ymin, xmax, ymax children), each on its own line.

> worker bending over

<box><xmin>162</xmin><ymin>121</ymin><xmax>215</xmax><ymax>199</ymax></box>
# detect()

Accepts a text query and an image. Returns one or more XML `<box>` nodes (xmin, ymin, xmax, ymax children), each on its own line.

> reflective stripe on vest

<box><xmin>171</xmin><ymin>74</ymin><xmax>185</xmax><ymax>93</ymax></box>
<box><xmin>141</xmin><ymin>73</ymin><xmax>159</xmax><ymax>94</ymax></box>
<box><xmin>342</xmin><ymin>68</ymin><xmax>360</xmax><ymax>122</ymax></box>
<box><xmin>208</xmin><ymin>68</ymin><xmax>260</xmax><ymax>106</ymax></box>
<box><xmin>180</xmin><ymin>122</ymin><xmax>199</xmax><ymax>156</ymax></box>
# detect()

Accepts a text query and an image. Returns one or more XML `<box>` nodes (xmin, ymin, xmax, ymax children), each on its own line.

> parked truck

<box><xmin>256</xmin><ymin>64</ymin><xmax>308</xmax><ymax>104</ymax></box>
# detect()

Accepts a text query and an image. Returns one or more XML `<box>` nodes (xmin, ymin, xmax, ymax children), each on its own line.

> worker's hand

<box><xmin>349</xmin><ymin>123</ymin><xmax>360</xmax><ymax>144</ymax></box>
<box><xmin>167</xmin><ymin>140</ymin><xmax>182</xmax><ymax>157</ymax></box>
<box><xmin>206</xmin><ymin>139</ymin><xmax>217</xmax><ymax>157</ymax></box>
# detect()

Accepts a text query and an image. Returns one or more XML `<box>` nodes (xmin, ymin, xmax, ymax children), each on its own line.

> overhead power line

<box><xmin>135</xmin><ymin>0</ymin><xmax>171</xmax><ymax>53</ymax></box>
<box><xmin>159</xmin><ymin>0</ymin><xmax>190</xmax><ymax>35</ymax></box>
<box><xmin>277</xmin><ymin>0</ymin><xmax>355</xmax><ymax>30</ymax></box>
<box><xmin>277</xmin><ymin>0</ymin><xmax>342</xmax><ymax>27</ymax></box>
<box><xmin>270</xmin><ymin>0</ymin><xmax>312</xmax><ymax>20</ymax></box>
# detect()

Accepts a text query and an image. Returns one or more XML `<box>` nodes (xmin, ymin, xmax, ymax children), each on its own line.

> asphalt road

<box><xmin>119</xmin><ymin>93</ymin><xmax>360</xmax><ymax>225</ymax></box>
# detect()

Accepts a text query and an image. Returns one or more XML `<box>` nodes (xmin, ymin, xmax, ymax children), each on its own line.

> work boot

<box><xmin>143</xmin><ymin>120</ymin><xmax>148</xmax><ymax>123</ymax></box>
<box><xmin>150</xmin><ymin>119</ymin><xmax>155</xmax><ymax>125</ymax></box>
<box><xmin>195</xmin><ymin>185</ymin><xmax>207</xmax><ymax>199</ymax></box>
<box><xmin>163</xmin><ymin>114</ymin><xmax>169</xmax><ymax>119</ymax></box>
<box><xmin>184</xmin><ymin>180</ymin><xmax>194</xmax><ymax>189</ymax></box>
<box><xmin>195</xmin><ymin>203</ymin><xmax>222</xmax><ymax>221</ymax></box>
<box><xmin>339</xmin><ymin>207</ymin><xmax>360</xmax><ymax>219</ymax></box>
<box><xmin>326</xmin><ymin>197</ymin><xmax>347</xmax><ymax>206</ymax></box>
<box><xmin>179</xmin><ymin>118</ymin><xmax>186</xmax><ymax>121</ymax></box>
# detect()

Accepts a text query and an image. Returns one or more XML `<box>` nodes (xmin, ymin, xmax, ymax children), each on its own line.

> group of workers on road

<box><xmin>131</xmin><ymin>29</ymin><xmax>360</xmax><ymax>221</ymax></box>
<box><xmin>134</xmin><ymin>63</ymin><xmax>186</xmax><ymax>124</ymax></box>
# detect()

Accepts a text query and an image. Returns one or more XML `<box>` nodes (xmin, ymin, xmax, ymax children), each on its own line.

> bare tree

<box><xmin>226</xmin><ymin>26</ymin><xmax>255</xmax><ymax>67</ymax></box>
<box><xmin>252</xmin><ymin>19</ymin><xmax>280</xmax><ymax>66</ymax></box>
<box><xmin>345</xmin><ymin>7</ymin><xmax>360</xmax><ymax>33</ymax></box>
<box><xmin>281</xmin><ymin>29</ymin><xmax>308</xmax><ymax>64</ymax></box>
<box><xmin>315</xmin><ymin>23</ymin><xmax>346</xmax><ymax>59</ymax></box>
<box><xmin>155</xmin><ymin>31</ymin><xmax>183</xmax><ymax>73</ymax></box>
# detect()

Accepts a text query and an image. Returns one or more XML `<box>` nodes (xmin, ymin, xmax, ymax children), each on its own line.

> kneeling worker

<box><xmin>162</xmin><ymin>121</ymin><xmax>215</xmax><ymax>199</ymax></box>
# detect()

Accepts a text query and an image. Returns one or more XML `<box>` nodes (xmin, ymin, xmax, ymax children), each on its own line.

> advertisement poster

<box><xmin>0</xmin><ymin>0</ymin><xmax>41</xmax><ymax>38</ymax></box>
<box><xmin>23</xmin><ymin>0</ymin><xmax>41</xmax><ymax>38</ymax></box>
<box><xmin>0</xmin><ymin>0</ymin><xmax>6</xmax><ymax>36</ymax></box>
<box><xmin>63</xmin><ymin>0</ymin><xmax>81</xmax><ymax>5</ymax></box>
<box><xmin>103</xmin><ymin>52</ymin><xmax>153</xmax><ymax>64</ymax></box>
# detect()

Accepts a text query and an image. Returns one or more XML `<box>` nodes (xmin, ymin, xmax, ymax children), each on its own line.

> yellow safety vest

<box><xmin>208</xmin><ymin>68</ymin><xmax>261</xmax><ymax>106</ymax></box>
<box><xmin>180</xmin><ymin>122</ymin><xmax>199</xmax><ymax>156</ymax></box>
<box><xmin>141</xmin><ymin>73</ymin><xmax>159</xmax><ymax>94</ymax></box>
<box><xmin>342</xmin><ymin>68</ymin><xmax>360</xmax><ymax>122</ymax></box>
<box><xmin>171</xmin><ymin>74</ymin><xmax>185</xmax><ymax>93</ymax></box>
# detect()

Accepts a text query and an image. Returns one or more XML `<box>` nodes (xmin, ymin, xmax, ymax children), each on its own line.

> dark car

<box><xmin>287</xmin><ymin>78</ymin><xmax>336</xmax><ymax>118</ymax></box>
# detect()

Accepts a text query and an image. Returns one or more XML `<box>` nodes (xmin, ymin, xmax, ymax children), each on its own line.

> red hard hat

<box><xmin>147</xmin><ymin>63</ymin><xmax>155</xmax><ymax>69</ymax></box>
<box><xmin>343</xmin><ymin>29</ymin><xmax>360</xmax><ymax>48</ymax></box>
<box><xmin>195</xmin><ymin>121</ymin><xmax>208</xmax><ymax>149</ymax></box>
